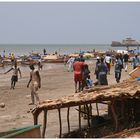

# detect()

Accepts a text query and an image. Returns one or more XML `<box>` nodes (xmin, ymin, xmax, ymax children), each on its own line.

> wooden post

<box><xmin>86</xmin><ymin>104</ymin><xmax>90</xmax><ymax>127</ymax></box>
<box><xmin>111</xmin><ymin>100</ymin><xmax>118</xmax><ymax>131</ymax></box>
<box><xmin>34</xmin><ymin>114</ymin><xmax>38</xmax><ymax>125</ymax></box>
<box><xmin>78</xmin><ymin>105</ymin><xmax>81</xmax><ymax>130</ymax></box>
<box><xmin>121</xmin><ymin>99</ymin><xmax>124</xmax><ymax>120</ymax></box>
<box><xmin>58</xmin><ymin>109</ymin><xmax>62</xmax><ymax>138</ymax></box>
<box><xmin>96</xmin><ymin>103</ymin><xmax>99</xmax><ymax>116</ymax></box>
<box><xmin>42</xmin><ymin>109</ymin><xmax>47</xmax><ymax>138</ymax></box>
<box><xmin>33</xmin><ymin>110</ymin><xmax>42</xmax><ymax>125</ymax></box>
<box><xmin>67</xmin><ymin>107</ymin><xmax>70</xmax><ymax>133</ymax></box>
<box><xmin>90</xmin><ymin>103</ymin><xmax>92</xmax><ymax>116</ymax></box>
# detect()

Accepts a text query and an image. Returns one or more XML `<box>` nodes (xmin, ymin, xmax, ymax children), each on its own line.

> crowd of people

<box><xmin>2</xmin><ymin>51</ymin><xmax>140</xmax><ymax>106</ymax></box>
<box><xmin>66</xmin><ymin>52</ymin><xmax>140</xmax><ymax>93</ymax></box>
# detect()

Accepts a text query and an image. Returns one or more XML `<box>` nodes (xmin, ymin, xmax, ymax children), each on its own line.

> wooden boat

<box><xmin>21</xmin><ymin>60</ymin><xmax>38</xmax><ymax>65</ymax></box>
<box><xmin>42</xmin><ymin>54</ymin><xmax>65</xmax><ymax>63</ymax></box>
<box><xmin>0</xmin><ymin>125</ymin><xmax>41</xmax><ymax>138</ymax></box>
<box><xmin>29</xmin><ymin>53</ymin><xmax>41</xmax><ymax>60</ymax></box>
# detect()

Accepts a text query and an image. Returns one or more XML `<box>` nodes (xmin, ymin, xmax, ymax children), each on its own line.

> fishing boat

<box><xmin>42</xmin><ymin>54</ymin><xmax>65</xmax><ymax>63</ymax></box>
<box><xmin>0</xmin><ymin>125</ymin><xmax>41</xmax><ymax>138</ymax></box>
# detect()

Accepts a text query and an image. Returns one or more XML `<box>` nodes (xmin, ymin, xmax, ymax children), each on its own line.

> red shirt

<box><xmin>73</xmin><ymin>61</ymin><xmax>84</xmax><ymax>75</ymax></box>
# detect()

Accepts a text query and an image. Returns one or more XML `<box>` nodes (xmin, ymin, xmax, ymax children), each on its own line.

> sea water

<box><xmin>0</xmin><ymin>44</ymin><xmax>121</xmax><ymax>57</ymax></box>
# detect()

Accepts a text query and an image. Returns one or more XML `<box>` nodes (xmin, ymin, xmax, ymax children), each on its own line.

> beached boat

<box><xmin>83</xmin><ymin>52</ymin><xmax>94</xmax><ymax>59</ymax></box>
<box><xmin>21</xmin><ymin>59</ymin><xmax>39</xmax><ymax>65</ymax></box>
<box><xmin>42</xmin><ymin>54</ymin><xmax>65</xmax><ymax>63</ymax></box>
<box><xmin>29</xmin><ymin>52</ymin><xmax>41</xmax><ymax>60</ymax></box>
<box><xmin>69</xmin><ymin>53</ymin><xmax>79</xmax><ymax>57</ymax></box>
<box><xmin>0</xmin><ymin>125</ymin><xmax>41</xmax><ymax>138</ymax></box>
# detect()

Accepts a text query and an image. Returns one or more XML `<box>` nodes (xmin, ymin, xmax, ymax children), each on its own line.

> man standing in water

<box><xmin>27</xmin><ymin>65</ymin><xmax>41</xmax><ymax>105</ymax></box>
<box><xmin>4</xmin><ymin>63</ymin><xmax>22</xmax><ymax>89</ymax></box>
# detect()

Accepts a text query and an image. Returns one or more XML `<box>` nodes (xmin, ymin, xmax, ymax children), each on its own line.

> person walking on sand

<box><xmin>132</xmin><ymin>54</ymin><xmax>140</xmax><ymax>69</ymax></box>
<box><xmin>115</xmin><ymin>55</ymin><xmax>123</xmax><ymax>83</ymax></box>
<box><xmin>97</xmin><ymin>57</ymin><xmax>108</xmax><ymax>85</ymax></box>
<box><xmin>4</xmin><ymin>63</ymin><xmax>22</xmax><ymax>89</ymax></box>
<box><xmin>123</xmin><ymin>53</ymin><xmax>129</xmax><ymax>72</ymax></box>
<box><xmin>38</xmin><ymin>59</ymin><xmax>43</xmax><ymax>71</ymax></box>
<box><xmin>105</xmin><ymin>54</ymin><xmax>111</xmax><ymax>74</ymax></box>
<box><xmin>94</xmin><ymin>56</ymin><xmax>100</xmax><ymax>80</ymax></box>
<box><xmin>67</xmin><ymin>57</ymin><xmax>75</xmax><ymax>72</ymax></box>
<box><xmin>27</xmin><ymin>65</ymin><xmax>41</xmax><ymax>105</ymax></box>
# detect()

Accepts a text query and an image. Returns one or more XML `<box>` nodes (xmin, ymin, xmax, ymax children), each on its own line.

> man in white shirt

<box><xmin>105</xmin><ymin>54</ymin><xmax>112</xmax><ymax>74</ymax></box>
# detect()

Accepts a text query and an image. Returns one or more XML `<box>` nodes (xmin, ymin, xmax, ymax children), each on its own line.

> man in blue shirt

<box><xmin>132</xmin><ymin>55</ymin><xmax>140</xmax><ymax>69</ymax></box>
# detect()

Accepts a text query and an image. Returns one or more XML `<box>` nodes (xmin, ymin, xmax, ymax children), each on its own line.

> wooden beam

<box><xmin>96</xmin><ymin>103</ymin><xmax>99</xmax><ymax>116</ymax></box>
<box><xmin>86</xmin><ymin>104</ymin><xmax>90</xmax><ymax>127</ymax></box>
<box><xmin>111</xmin><ymin>100</ymin><xmax>118</xmax><ymax>131</ymax></box>
<box><xmin>90</xmin><ymin>103</ymin><xmax>92</xmax><ymax>116</ymax></box>
<box><xmin>58</xmin><ymin>109</ymin><xmax>62</xmax><ymax>138</ymax></box>
<box><xmin>78</xmin><ymin>105</ymin><xmax>81</xmax><ymax>130</ymax></box>
<box><xmin>67</xmin><ymin>107</ymin><xmax>70</xmax><ymax>133</ymax></box>
<box><xmin>42</xmin><ymin>109</ymin><xmax>47</xmax><ymax>138</ymax></box>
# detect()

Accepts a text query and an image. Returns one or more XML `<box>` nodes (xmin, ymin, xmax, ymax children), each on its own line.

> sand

<box><xmin>0</xmin><ymin>60</ymin><xmax>132</xmax><ymax>138</ymax></box>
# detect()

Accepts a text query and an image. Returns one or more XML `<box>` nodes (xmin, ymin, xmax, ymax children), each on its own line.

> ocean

<box><xmin>0</xmin><ymin>44</ymin><xmax>122</xmax><ymax>57</ymax></box>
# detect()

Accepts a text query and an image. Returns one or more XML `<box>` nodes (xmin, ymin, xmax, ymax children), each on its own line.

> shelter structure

<box><xmin>32</xmin><ymin>80</ymin><xmax>140</xmax><ymax>138</ymax></box>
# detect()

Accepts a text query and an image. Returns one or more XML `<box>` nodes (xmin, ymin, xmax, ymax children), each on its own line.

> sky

<box><xmin>0</xmin><ymin>2</ymin><xmax>140</xmax><ymax>44</ymax></box>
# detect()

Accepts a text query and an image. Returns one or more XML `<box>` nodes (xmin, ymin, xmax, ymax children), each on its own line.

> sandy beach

<box><xmin>0</xmin><ymin>60</ymin><xmax>133</xmax><ymax>138</ymax></box>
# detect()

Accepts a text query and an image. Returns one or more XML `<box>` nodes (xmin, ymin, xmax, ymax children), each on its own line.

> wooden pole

<box><xmin>58</xmin><ymin>109</ymin><xmax>62</xmax><ymax>138</ymax></box>
<box><xmin>78</xmin><ymin>105</ymin><xmax>81</xmax><ymax>130</ymax></box>
<box><xmin>96</xmin><ymin>103</ymin><xmax>99</xmax><ymax>116</ymax></box>
<box><xmin>90</xmin><ymin>103</ymin><xmax>92</xmax><ymax>116</ymax></box>
<box><xmin>86</xmin><ymin>104</ymin><xmax>90</xmax><ymax>127</ymax></box>
<box><xmin>34</xmin><ymin>114</ymin><xmax>38</xmax><ymax>125</ymax></box>
<box><xmin>67</xmin><ymin>107</ymin><xmax>70</xmax><ymax>133</ymax></box>
<box><xmin>121</xmin><ymin>99</ymin><xmax>124</xmax><ymax>120</ymax></box>
<box><xmin>111</xmin><ymin>100</ymin><xmax>118</xmax><ymax>131</ymax></box>
<box><xmin>33</xmin><ymin>110</ymin><xmax>42</xmax><ymax>125</ymax></box>
<box><xmin>42</xmin><ymin>109</ymin><xmax>47</xmax><ymax>138</ymax></box>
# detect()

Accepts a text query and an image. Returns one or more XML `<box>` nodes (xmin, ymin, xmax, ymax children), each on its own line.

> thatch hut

<box><xmin>32</xmin><ymin>80</ymin><xmax>140</xmax><ymax>138</ymax></box>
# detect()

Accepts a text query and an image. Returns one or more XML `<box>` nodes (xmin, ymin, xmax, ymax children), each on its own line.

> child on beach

<box><xmin>4</xmin><ymin>63</ymin><xmax>22</xmax><ymax>89</ymax></box>
<box><xmin>27</xmin><ymin>65</ymin><xmax>41</xmax><ymax>105</ymax></box>
<box><xmin>86</xmin><ymin>75</ymin><xmax>93</xmax><ymax>88</ymax></box>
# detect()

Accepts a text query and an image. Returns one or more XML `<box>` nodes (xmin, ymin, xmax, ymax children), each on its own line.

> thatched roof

<box><xmin>32</xmin><ymin>80</ymin><xmax>140</xmax><ymax>114</ymax></box>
